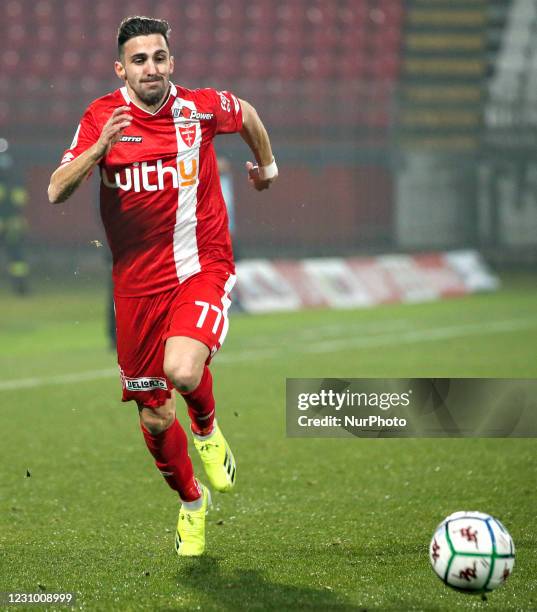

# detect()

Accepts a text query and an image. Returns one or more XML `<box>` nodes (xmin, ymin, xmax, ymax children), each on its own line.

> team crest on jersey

<box><xmin>179</xmin><ymin>124</ymin><xmax>197</xmax><ymax>147</ymax></box>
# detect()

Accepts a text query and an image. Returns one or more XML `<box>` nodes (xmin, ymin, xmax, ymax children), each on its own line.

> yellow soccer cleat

<box><xmin>192</xmin><ymin>421</ymin><xmax>236</xmax><ymax>492</ymax></box>
<box><xmin>175</xmin><ymin>483</ymin><xmax>211</xmax><ymax>557</ymax></box>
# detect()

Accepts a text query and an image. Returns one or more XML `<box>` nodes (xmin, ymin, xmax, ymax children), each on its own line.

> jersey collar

<box><xmin>120</xmin><ymin>82</ymin><xmax>177</xmax><ymax>117</ymax></box>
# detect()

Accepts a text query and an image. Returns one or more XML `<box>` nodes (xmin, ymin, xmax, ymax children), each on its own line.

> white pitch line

<box><xmin>0</xmin><ymin>368</ymin><xmax>118</xmax><ymax>391</ymax></box>
<box><xmin>0</xmin><ymin>318</ymin><xmax>535</xmax><ymax>392</ymax></box>
<box><xmin>306</xmin><ymin>317</ymin><xmax>537</xmax><ymax>353</ymax></box>
<box><xmin>278</xmin><ymin>319</ymin><xmax>411</xmax><ymax>343</ymax></box>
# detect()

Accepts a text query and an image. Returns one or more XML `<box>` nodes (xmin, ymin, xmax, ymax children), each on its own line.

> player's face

<box><xmin>115</xmin><ymin>34</ymin><xmax>174</xmax><ymax>108</ymax></box>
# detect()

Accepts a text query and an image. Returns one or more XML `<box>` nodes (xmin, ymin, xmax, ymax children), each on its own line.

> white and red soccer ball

<box><xmin>429</xmin><ymin>511</ymin><xmax>515</xmax><ymax>592</ymax></box>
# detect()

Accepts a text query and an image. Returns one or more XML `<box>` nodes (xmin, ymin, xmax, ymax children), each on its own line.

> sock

<box><xmin>181</xmin><ymin>366</ymin><xmax>215</xmax><ymax>436</ymax></box>
<box><xmin>140</xmin><ymin>419</ymin><xmax>201</xmax><ymax>502</ymax></box>
<box><xmin>192</xmin><ymin>428</ymin><xmax>216</xmax><ymax>441</ymax></box>
<box><xmin>182</xmin><ymin>495</ymin><xmax>204</xmax><ymax>511</ymax></box>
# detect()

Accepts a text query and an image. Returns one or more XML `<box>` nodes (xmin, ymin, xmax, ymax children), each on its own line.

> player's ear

<box><xmin>114</xmin><ymin>60</ymin><xmax>126</xmax><ymax>81</ymax></box>
<box><xmin>169</xmin><ymin>55</ymin><xmax>174</xmax><ymax>75</ymax></box>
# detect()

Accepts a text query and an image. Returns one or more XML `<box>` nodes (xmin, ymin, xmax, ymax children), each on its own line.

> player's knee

<box><xmin>139</xmin><ymin>403</ymin><xmax>175</xmax><ymax>434</ymax></box>
<box><xmin>163</xmin><ymin>362</ymin><xmax>202</xmax><ymax>393</ymax></box>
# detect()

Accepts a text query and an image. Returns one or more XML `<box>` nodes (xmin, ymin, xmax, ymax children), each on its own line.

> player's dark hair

<box><xmin>117</xmin><ymin>16</ymin><xmax>171</xmax><ymax>56</ymax></box>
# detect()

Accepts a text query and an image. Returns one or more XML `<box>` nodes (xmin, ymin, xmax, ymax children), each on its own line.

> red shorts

<box><xmin>115</xmin><ymin>270</ymin><xmax>236</xmax><ymax>408</ymax></box>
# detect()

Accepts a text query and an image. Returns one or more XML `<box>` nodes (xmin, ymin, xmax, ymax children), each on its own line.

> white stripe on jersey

<box><xmin>171</xmin><ymin>98</ymin><xmax>201</xmax><ymax>283</ymax></box>
<box><xmin>120</xmin><ymin>86</ymin><xmax>130</xmax><ymax>104</ymax></box>
<box><xmin>70</xmin><ymin>124</ymin><xmax>81</xmax><ymax>149</ymax></box>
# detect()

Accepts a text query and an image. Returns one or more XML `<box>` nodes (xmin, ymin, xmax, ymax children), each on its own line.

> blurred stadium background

<box><xmin>2</xmin><ymin>3</ymin><xmax>537</xmax><ymax>608</ymax></box>
<box><xmin>2</xmin><ymin>0</ymin><xmax>536</xmax><ymax>281</ymax></box>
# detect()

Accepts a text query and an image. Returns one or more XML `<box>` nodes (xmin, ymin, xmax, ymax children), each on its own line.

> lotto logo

<box><xmin>101</xmin><ymin>158</ymin><xmax>198</xmax><ymax>192</ymax></box>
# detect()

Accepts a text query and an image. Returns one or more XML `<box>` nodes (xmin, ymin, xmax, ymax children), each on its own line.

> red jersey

<box><xmin>61</xmin><ymin>83</ymin><xmax>243</xmax><ymax>296</ymax></box>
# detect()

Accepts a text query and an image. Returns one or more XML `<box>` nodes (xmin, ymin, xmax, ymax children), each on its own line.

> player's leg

<box><xmin>163</xmin><ymin>271</ymin><xmax>237</xmax><ymax>492</ymax></box>
<box><xmin>138</xmin><ymin>394</ymin><xmax>210</xmax><ymax>556</ymax></box>
<box><xmin>114</xmin><ymin>289</ymin><xmax>209</xmax><ymax>556</ymax></box>
<box><xmin>163</xmin><ymin>336</ymin><xmax>215</xmax><ymax>434</ymax></box>
<box><xmin>164</xmin><ymin>336</ymin><xmax>236</xmax><ymax>493</ymax></box>
<box><xmin>138</xmin><ymin>394</ymin><xmax>200</xmax><ymax>501</ymax></box>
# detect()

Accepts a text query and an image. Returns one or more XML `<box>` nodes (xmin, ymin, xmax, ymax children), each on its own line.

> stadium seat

<box><xmin>95</xmin><ymin>2</ymin><xmax>116</xmax><ymax>24</ymax></box>
<box><xmin>81</xmin><ymin>77</ymin><xmax>100</xmax><ymax>95</ymax></box>
<box><xmin>6</xmin><ymin>24</ymin><xmax>27</xmax><ymax>50</ymax></box>
<box><xmin>188</xmin><ymin>22</ymin><xmax>218</xmax><ymax>48</ymax></box>
<box><xmin>66</xmin><ymin>26</ymin><xmax>92</xmax><ymax>50</ymax></box>
<box><xmin>368</xmin><ymin>54</ymin><xmax>401</xmax><ymax>80</ymax></box>
<box><xmin>63</xmin><ymin>2</ymin><xmax>87</xmax><ymax>22</ymax></box>
<box><xmin>211</xmin><ymin>52</ymin><xmax>241</xmax><ymax>80</ymax></box>
<box><xmin>34</xmin><ymin>0</ymin><xmax>54</xmax><ymax>23</ymax></box>
<box><xmin>214</xmin><ymin>27</ymin><xmax>235</xmax><ymax>47</ymax></box>
<box><xmin>37</xmin><ymin>25</ymin><xmax>57</xmax><ymax>49</ymax></box>
<box><xmin>184</xmin><ymin>4</ymin><xmax>212</xmax><ymax>25</ymax></box>
<box><xmin>336</xmin><ymin>54</ymin><xmax>367</xmax><ymax>79</ymax></box>
<box><xmin>49</xmin><ymin>99</ymin><xmax>72</xmax><ymax>126</ymax></box>
<box><xmin>88</xmin><ymin>51</ymin><xmax>114</xmax><ymax>79</ymax></box>
<box><xmin>244</xmin><ymin>27</ymin><xmax>274</xmax><ymax>52</ymax></box>
<box><xmin>275</xmin><ymin>26</ymin><xmax>305</xmax><ymax>52</ymax></box>
<box><xmin>340</xmin><ymin>28</ymin><xmax>367</xmax><ymax>52</ymax></box>
<box><xmin>379</xmin><ymin>0</ymin><xmax>404</xmax><ymax>23</ymax></box>
<box><xmin>241</xmin><ymin>53</ymin><xmax>272</xmax><ymax>79</ymax></box>
<box><xmin>1</xmin><ymin>50</ymin><xmax>21</xmax><ymax>76</ymax></box>
<box><xmin>61</xmin><ymin>50</ymin><xmax>82</xmax><ymax>75</ymax></box>
<box><xmin>21</xmin><ymin>76</ymin><xmax>44</xmax><ymax>95</ymax></box>
<box><xmin>215</xmin><ymin>0</ymin><xmax>245</xmax><ymax>25</ymax></box>
<box><xmin>8</xmin><ymin>0</ymin><xmax>404</xmax><ymax>132</ymax></box>
<box><xmin>50</xmin><ymin>76</ymin><xmax>75</xmax><ymax>97</ymax></box>
<box><xmin>246</xmin><ymin>4</ymin><xmax>276</xmax><ymax>26</ymax></box>
<box><xmin>302</xmin><ymin>54</ymin><xmax>336</xmax><ymax>80</ymax></box>
<box><xmin>181</xmin><ymin>52</ymin><xmax>210</xmax><ymax>80</ymax></box>
<box><xmin>337</xmin><ymin>3</ymin><xmax>369</xmax><ymax>26</ymax></box>
<box><xmin>5</xmin><ymin>0</ymin><xmax>23</xmax><ymax>19</ymax></box>
<box><xmin>308</xmin><ymin>27</ymin><xmax>340</xmax><ymax>51</ymax></box>
<box><xmin>31</xmin><ymin>52</ymin><xmax>54</xmax><ymax>77</ymax></box>
<box><xmin>273</xmin><ymin>53</ymin><xmax>303</xmax><ymax>80</ymax></box>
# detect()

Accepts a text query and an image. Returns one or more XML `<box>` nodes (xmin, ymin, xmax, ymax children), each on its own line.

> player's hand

<box><xmin>94</xmin><ymin>106</ymin><xmax>133</xmax><ymax>157</ymax></box>
<box><xmin>245</xmin><ymin>161</ymin><xmax>277</xmax><ymax>191</ymax></box>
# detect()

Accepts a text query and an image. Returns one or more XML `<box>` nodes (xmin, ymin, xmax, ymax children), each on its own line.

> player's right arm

<box><xmin>48</xmin><ymin>106</ymin><xmax>132</xmax><ymax>204</ymax></box>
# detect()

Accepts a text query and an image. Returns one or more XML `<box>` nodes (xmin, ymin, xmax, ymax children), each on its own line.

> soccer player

<box><xmin>47</xmin><ymin>16</ymin><xmax>277</xmax><ymax>556</ymax></box>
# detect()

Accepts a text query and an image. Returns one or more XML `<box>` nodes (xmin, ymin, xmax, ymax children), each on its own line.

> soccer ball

<box><xmin>429</xmin><ymin>511</ymin><xmax>515</xmax><ymax>592</ymax></box>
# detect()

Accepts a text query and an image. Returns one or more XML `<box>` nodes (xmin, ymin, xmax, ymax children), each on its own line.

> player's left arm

<box><xmin>238</xmin><ymin>99</ymin><xmax>278</xmax><ymax>192</ymax></box>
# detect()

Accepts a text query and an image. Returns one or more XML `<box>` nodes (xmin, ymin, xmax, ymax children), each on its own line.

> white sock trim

<box><xmin>181</xmin><ymin>495</ymin><xmax>203</xmax><ymax>511</ymax></box>
<box><xmin>180</xmin><ymin>481</ymin><xmax>204</xmax><ymax>509</ymax></box>
<box><xmin>192</xmin><ymin>419</ymin><xmax>217</xmax><ymax>441</ymax></box>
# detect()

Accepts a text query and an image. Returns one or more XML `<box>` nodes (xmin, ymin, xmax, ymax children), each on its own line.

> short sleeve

<box><xmin>210</xmin><ymin>89</ymin><xmax>243</xmax><ymax>134</ymax></box>
<box><xmin>60</xmin><ymin>106</ymin><xmax>100</xmax><ymax>165</ymax></box>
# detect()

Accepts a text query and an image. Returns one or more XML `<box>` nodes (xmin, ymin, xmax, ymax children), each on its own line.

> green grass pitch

<box><xmin>1</xmin><ymin>273</ymin><xmax>536</xmax><ymax>610</ymax></box>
